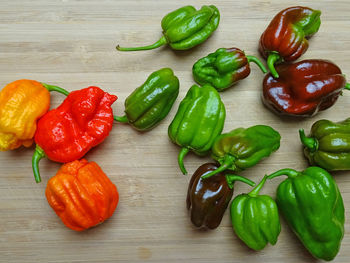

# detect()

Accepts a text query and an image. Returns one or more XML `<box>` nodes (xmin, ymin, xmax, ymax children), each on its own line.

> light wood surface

<box><xmin>0</xmin><ymin>0</ymin><xmax>350</xmax><ymax>262</ymax></box>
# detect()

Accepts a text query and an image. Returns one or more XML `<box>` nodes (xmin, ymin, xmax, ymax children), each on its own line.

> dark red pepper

<box><xmin>262</xmin><ymin>59</ymin><xmax>350</xmax><ymax>117</ymax></box>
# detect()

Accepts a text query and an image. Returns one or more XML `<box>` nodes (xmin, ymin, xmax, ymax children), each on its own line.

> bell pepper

<box><xmin>32</xmin><ymin>86</ymin><xmax>117</xmax><ymax>183</ymax></box>
<box><xmin>168</xmin><ymin>84</ymin><xmax>226</xmax><ymax>175</ymax></box>
<box><xmin>299</xmin><ymin>118</ymin><xmax>350</xmax><ymax>171</ymax></box>
<box><xmin>259</xmin><ymin>6</ymin><xmax>321</xmax><ymax>78</ymax></box>
<box><xmin>117</xmin><ymin>5</ymin><xmax>220</xmax><ymax>51</ymax></box>
<box><xmin>192</xmin><ymin>47</ymin><xmax>267</xmax><ymax>91</ymax></box>
<box><xmin>187</xmin><ymin>163</ymin><xmax>255</xmax><ymax>229</ymax></box>
<box><xmin>230</xmin><ymin>175</ymin><xmax>280</xmax><ymax>250</ymax></box>
<box><xmin>46</xmin><ymin>159</ymin><xmax>119</xmax><ymax>231</ymax></box>
<box><xmin>0</xmin><ymin>79</ymin><xmax>68</xmax><ymax>151</ymax></box>
<box><xmin>114</xmin><ymin>68</ymin><xmax>179</xmax><ymax>131</ymax></box>
<box><xmin>202</xmin><ymin>125</ymin><xmax>280</xmax><ymax>179</ymax></box>
<box><xmin>262</xmin><ymin>59</ymin><xmax>350</xmax><ymax>117</ymax></box>
<box><xmin>267</xmin><ymin>167</ymin><xmax>345</xmax><ymax>261</ymax></box>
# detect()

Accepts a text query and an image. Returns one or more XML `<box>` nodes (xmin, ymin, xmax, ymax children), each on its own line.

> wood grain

<box><xmin>0</xmin><ymin>0</ymin><xmax>350</xmax><ymax>262</ymax></box>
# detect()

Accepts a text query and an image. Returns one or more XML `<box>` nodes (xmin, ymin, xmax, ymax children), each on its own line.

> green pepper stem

<box><xmin>178</xmin><ymin>147</ymin><xmax>190</xmax><ymax>175</ymax></box>
<box><xmin>267</xmin><ymin>52</ymin><xmax>282</xmax><ymax>78</ymax></box>
<box><xmin>344</xmin><ymin>83</ymin><xmax>350</xmax><ymax>90</ymax></box>
<box><xmin>114</xmin><ymin>115</ymin><xmax>129</xmax><ymax>123</ymax></box>
<box><xmin>246</xmin><ymin>55</ymin><xmax>268</xmax><ymax>74</ymax></box>
<box><xmin>267</xmin><ymin>168</ymin><xmax>300</xmax><ymax>180</ymax></box>
<box><xmin>248</xmin><ymin>175</ymin><xmax>268</xmax><ymax>197</ymax></box>
<box><xmin>299</xmin><ymin>129</ymin><xmax>318</xmax><ymax>152</ymax></box>
<box><xmin>116</xmin><ymin>36</ymin><xmax>167</xmax><ymax>51</ymax></box>
<box><xmin>32</xmin><ymin>145</ymin><xmax>46</xmax><ymax>183</ymax></box>
<box><xmin>201</xmin><ymin>155</ymin><xmax>235</xmax><ymax>179</ymax></box>
<box><xmin>225</xmin><ymin>174</ymin><xmax>255</xmax><ymax>190</ymax></box>
<box><xmin>41</xmin><ymin>83</ymin><xmax>69</xmax><ymax>96</ymax></box>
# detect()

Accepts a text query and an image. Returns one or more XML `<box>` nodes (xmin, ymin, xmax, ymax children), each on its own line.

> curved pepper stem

<box><xmin>246</xmin><ymin>55</ymin><xmax>268</xmax><ymax>74</ymax></box>
<box><xmin>116</xmin><ymin>36</ymin><xmax>168</xmax><ymax>51</ymax></box>
<box><xmin>299</xmin><ymin>129</ymin><xmax>318</xmax><ymax>152</ymax></box>
<box><xmin>114</xmin><ymin>115</ymin><xmax>129</xmax><ymax>123</ymax></box>
<box><xmin>201</xmin><ymin>155</ymin><xmax>236</xmax><ymax>179</ymax></box>
<box><xmin>267</xmin><ymin>168</ymin><xmax>300</xmax><ymax>180</ymax></box>
<box><xmin>344</xmin><ymin>83</ymin><xmax>350</xmax><ymax>90</ymax></box>
<box><xmin>248</xmin><ymin>175</ymin><xmax>268</xmax><ymax>197</ymax></box>
<box><xmin>178</xmin><ymin>147</ymin><xmax>190</xmax><ymax>175</ymax></box>
<box><xmin>225</xmin><ymin>174</ymin><xmax>255</xmax><ymax>190</ymax></box>
<box><xmin>267</xmin><ymin>52</ymin><xmax>282</xmax><ymax>78</ymax></box>
<box><xmin>41</xmin><ymin>83</ymin><xmax>69</xmax><ymax>96</ymax></box>
<box><xmin>32</xmin><ymin>145</ymin><xmax>46</xmax><ymax>183</ymax></box>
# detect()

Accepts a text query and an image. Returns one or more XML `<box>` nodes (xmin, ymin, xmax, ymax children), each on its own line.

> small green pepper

<box><xmin>114</xmin><ymin>68</ymin><xmax>179</xmax><ymax>131</ymax></box>
<box><xmin>230</xmin><ymin>175</ymin><xmax>281</xmax><ymax>250</ymax></box>
<box><xmin>268</xmin><ymin>167</ymin><xmax>345</xmax><ymax>261</ymax></box>
<box><xmin>168</xmin><ymin>84</ymin><xmax>225</xmax><ymax>175</ymax></box>
<box><xmin>299</xmin><ymin>118</ymin><xmax>350</xmax><ymax>171</ymax></box>
<box><xmin>116</xmin><ymin>5</ymin><xmax>220</xmax><ymax>51</ymax></box>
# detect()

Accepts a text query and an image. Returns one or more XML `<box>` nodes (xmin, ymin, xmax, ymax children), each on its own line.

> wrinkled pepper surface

<box><xmin>33</xmin><ymin>86</ymin><xmax>117</xmax><ymax>183</ymax></box>
<box><xmin>262</xmin><ymin>59</ymin><xmax>350</xmax><ymax>117</ymax></box>
<box><xmin>46</xmin><ymin>159</ymin><xmax>119</xmax><ymax>231</ymax></box>
<box><xmin>268</xmin><ymin>167</ymin><xmax>345</xmax><ymax>261</ymax></box>
<box><xmin>187</xmin><ymin>163</ymin><xmax>255</xmax><ymax>229</ymax></box>
<box><xmin>192</xmin><ymin>47</ymin><xmax>267</xmax><ymax>91</ymax></box>
<box><xmin>259</xmin><ymin>6</ymin><xmax>321</xmax><ymax>78</ymax></box>
<box><xmin>0</xmin><ymin>79</ymin><xmax>68</xmax><ymax>151</ymax></box>
<box><xmin>300</xmin><ymin>118</ymin><xmax>350</xmax><ymax>171</ymax></box>
<box><xmin>202</xmin><ymin>125</ymin><xmax>280</xmax><ymax>179</ymax></box>
<box><xmin>168</xmin><ymin>84</ymin><xmax>226</xmax><ymax>175</ymax></box>
<box><xmin>114</xmin><ymin>68</ymin><xmax>179</xmax><ymax>131</ymax></box>
<box><xmin>117</xmin><ymin>5</ymin><xmax>220</xmax><ymax>51</ymax></box>
<box><xmin>230</xmin><ymin>175</ymin><xmax>280</xmax><ymax>250</ymax></box>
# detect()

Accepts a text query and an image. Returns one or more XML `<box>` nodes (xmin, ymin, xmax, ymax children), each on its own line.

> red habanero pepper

<box><xmin>32</xmin><ymin>86</ymin><xmax>117</xmax><ymax>183</ymax></box>
<box><xmin>262</xmin><ymin>59</ymin><xmax>350</xmax><ymax>117</ymax></box>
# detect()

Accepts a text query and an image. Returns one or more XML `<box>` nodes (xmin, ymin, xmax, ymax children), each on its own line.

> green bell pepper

<box><xmin>202</xmin><ymin>125</ymin><xmax>280</xmax><ymax>179</ymax></box>
<box><xmin>230</xmin><ymin>175</ymin><xmax>280</xmax><ymax>250</ymax></box>
<box><xmin>168</xmin><ymin>84</ymin><xmax>225</xmax><ymax>175</ymax></box>
<box><xmin>116</xmin><ymin>5</ymin><xmax>220</xmax><ymax>51</ymax></box>
<box><xmin>299</xmin><ymin>118</ymin><xmax>350</xmax><ymax>171</ymax></box>
<box><xmin>114</xmin><ymin>68</ymin><xmax>179</xmax><ymax>131</ymax></box>
<box><xmin>268</xmin><ymin>167</ymin><xmax>345</xmax><ymax>261</ymax></box>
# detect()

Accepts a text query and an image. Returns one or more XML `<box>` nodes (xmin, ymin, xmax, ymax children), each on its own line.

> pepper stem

<box><xmin>267</xmin><ymin>168</ymin><xmax>300</xmax><ymax>180</ymax></box>
<box><xmin>248</xmin><ymin>175</ymin><xmax>268</xmax><ymax>197</ymax></box>
<box><xmin>201</xmin><ymin>155</ymin><xmax>235</xmax><ymax>179</ymax></box>
<box><xmin>246</xmin><ymin>55</ymin><xmax>268</xmax><ymax>74</ymax></box>
<box><xmin>41</xmin><ymin>83</ymin><xmax>69</xmax><ymax>96</ymax></box>
<box><xmin>178</xmin><ymin>147</ymin><xmax>190</xmax><ymax>175</ymax></box>
<box><xmin>344</xmin><ymin>83</ymin><xmax>350</xmax><ymax>90</ymax></box>
<box><xmin>116</xmin><ymin>36</ymin><xmax>167</xmax><ymax>51</ymax></box>
<box><xmin>225</xmin><ymin>174</ymin><xmax>255</xmax><ymax>190</ymax></box>
<box><xmin>32</xmin><ymin>145</ymin><xmax>46</xmax><ymax>183</ymax></box>
<box><xmin>267</xmin><ymin>52</ymin><xmax>282</xmax><ymax>78</ymax></box>
<box><xmin>114</xmin><ymin>115</ymin><xmax>129</xmax><ymax>123</ymax></box>
<box><xmin>299</xmin><ymin>129</ymin><xmax>318</xmax><ymax>152</ymax></box>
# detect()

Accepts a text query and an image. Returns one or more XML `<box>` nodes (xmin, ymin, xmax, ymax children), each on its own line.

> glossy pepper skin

<box><xmin>299</xmin><ymin>118</ymin><xmax>350</xmax><ymax>171</ymax></box>
<box><xmin>268</xmin><ymin>167</ymin><xmax>345</xmax><ymax>261</ymax></box>
<box><xmin>262</xmin><ymin>59</ymin><xmax>350</xmax><ymax>117</ymax></box>
<box><xmin>0</xmin><ymin>80</ymin><xmax>68</xmax><ymax>151</ymax></box>
<box><xmin>46</xmin><ymin>159</ymin><xmax>119</xmax><ymax>231</ymax></box>
<box><xmin>32</xmin><ymin>86</ymin><xmax>117</xmax><ymax>183</ymax></box>
<box><xmin>114</xmin><ymin>68</ymin><xmax>179</xmax><ymax>131</ymax></box>
<box><xmin>259</xmin><ymin>6</ymin><xmax>321</xmax><ymax>78</ymax></box>
<box><xmin>202</xmin><ymin>125</ymin><xmax>280</xmax><ymax>179</ymax></box>
<box><xmin>230</xmin><ymin>175</ymin><xmax>281</xmax><ymax>250</ymax></box>
<box><xmin>192</xmin><ymin>48</ymin><xmax>267</xmax><ymax>91</ymax></box>
<box><xmin>117</xmin><ymin>5</ymin><xmax>220</xmax><ymax>51</ymax></box>
<box><xmin>187</xmin><ymin>163</ymin><xmax>255</xmax><ymax>229</ymax></box>
<box><xmin>168</xmin><ymin>84</ymin><xmax>226</xmax><ymax>175</ymax></box>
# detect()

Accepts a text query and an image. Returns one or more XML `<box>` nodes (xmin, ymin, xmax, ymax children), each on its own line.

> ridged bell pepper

<box><xmin>32</xmin><ymin>86</ymin><xmax>117</xmax><ymax>183</ymax></box>
<box><xmin>262</xmin><ymin>59</ymin><xmax>350</xmax><ymax>117</ymax></box>
<box><xmin>192</xmin><ymin>47</ymin><xmax>267</xmax><ymax>91</ymax></box>
<box><xmin>268</xmin><ymin>167</ymin><xmax>345</xmax><ymax>261</ymax></box>
<box><xmin>168</xmin><ymin>84</ymin><xmax>226</xmax><ymax>175</ymax></box>
<box><xmin>202</xmin><ymin>125</ymin><xmax>280</xmax><ymax>179</ymax></box>
<box><xmin>117</xmin><ymin>5</ymin><xmax>220</xmax><ymax>51</ymax></box>
<box><xmin>0</xmin><ymin>79</ymin><xmax>68</xmax><ymax>151</ymax></box>
<box><xmin>259</xmin><ymin>6</ymin><xmax>321</xmax><ymax>78</ymax></box>
<box><xmin>187</xmin><ymin>163</ymin><xmax>255</xmax><ymax>229</ymax></box>
<box><xmin>230</xmin><ymin>175</ymin><xmax>281</xmax><ymax>250</ymax></box>
<box><xmin>114</xmin><ymin>68</ymin><xmax>179</xmax><ymax>131</ymax></box>
<box><xmin>299</xmin><ymin>118</ymin><xmax>350</xmax><ymax>171</ymax></box>
<box><xmin>46</xmin><ymin>159</ymin><xmax>119</xmax><ymax>231</ymax></box>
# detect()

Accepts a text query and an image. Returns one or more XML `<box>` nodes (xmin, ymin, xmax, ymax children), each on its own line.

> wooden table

<box><xmin>0</xmin><ymin>0</ymin><xmax>349</xmax><ymax>262</ymax></box>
